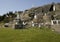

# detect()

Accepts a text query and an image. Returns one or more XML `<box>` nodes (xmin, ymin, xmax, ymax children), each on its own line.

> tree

<box><xmin>29</xmin><ymin>13</ymin><xmax>35</xmax><ymax>20</ymax></box>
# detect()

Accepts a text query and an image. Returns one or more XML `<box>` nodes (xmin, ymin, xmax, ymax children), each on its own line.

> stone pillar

<box><xmin>32</xmin><ymin>21</ymin><xmax>34</xmax><ymax>27</ymax></box>
<box><xmin>45</xmin><ymin>13</ymin><xmax>47</xmax><ymax>16</ymax></box>
<box><xmin>38</xmin><ymin>24</ymin><xmax>41</xmax><ymax>27</ymax></box>
<box><xmin>16</xmin><ymin>12</ymin><xmax>19</xmax><ymax>19</ymax></box>
<box><xmin>51</xmin><ymin>20</ymin><xmax>54</xmax><ymax>25</ymax></box>
<box><xmin>56</xmin><ymin>20</ymin><xmax>58</xmax><ymax>25</ymax></box>
<box><xmin>32</xmin><ymin>23</ymin><xmax>34</xmax><ymax>27</ymax></box>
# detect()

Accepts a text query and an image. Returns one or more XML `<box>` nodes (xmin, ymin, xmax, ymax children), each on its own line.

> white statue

<box><xmin>53</xmin><ymin>4</ymin><xmax>55</xmax><ymax>11</ymax></box>
<box><xmin>16</xmin><ymin>12</ymin><xmax>19</xmax><ymax>19</ymax></box>
<box><xmin>34</xmin><ymin>14</ymin><xmax>37</xmax><ymax>19</ymax></box>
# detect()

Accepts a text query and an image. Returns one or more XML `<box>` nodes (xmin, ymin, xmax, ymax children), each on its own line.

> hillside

<box><xmin>20</xmin><ymin>3</ymin><xmax>60</xmax><ymax>21</ymax></box>
<box><xmin>24</xmin><ymin>3</ymin><xmax>60</xmax><ymax>14</ymax></box>
<box><xmin>0</xmin><ymin>3</ymin><xmax>60</xmax><ymax>42</ymax></box>
<box><xmin>0</xmin><ymin>3</ymin><xmax>60</xmax><ymax>22</ymax></box>
<box><xmin>0</xmin><ymin>3</ymin><xmax>60</xmax><ymax>29</ymax></box>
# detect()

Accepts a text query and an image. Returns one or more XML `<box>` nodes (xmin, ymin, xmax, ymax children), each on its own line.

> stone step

<box><xmin>51</xmin><ymin>25</ymin><xmax>60</xmax><ymax>32</ymax></box>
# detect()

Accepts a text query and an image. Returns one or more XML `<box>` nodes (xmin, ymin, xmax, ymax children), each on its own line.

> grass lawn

<box><xmin>0</xmin><ymin>27</ymin><xmax>60</xmax><ymax>42</ymax></box>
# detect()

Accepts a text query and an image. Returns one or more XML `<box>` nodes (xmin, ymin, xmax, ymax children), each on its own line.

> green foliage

<box><xmin>28</xmin><ymin>13</ymin><xmax>35</xmax><ymax>20</ymax></box>
<box><xmin>55</xmin><ymin>15</ymin><xmax>60</xmax><ymax>20</ymax></box>
<box><xmin>0</xmin><ymin>12</ymin><xmax>16</xmax><ymax>23</ymax></box>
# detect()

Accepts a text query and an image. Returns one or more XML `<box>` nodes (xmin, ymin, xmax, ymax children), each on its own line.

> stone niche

<box><xmin>51</xmin><ymin>20</ymin><xmax>60</xmax><ymax>32</ymax></box>
<box><xmin>51</xmin><ymin>20</ymin><xmax>60</xmax><ymax>25</ymax></box>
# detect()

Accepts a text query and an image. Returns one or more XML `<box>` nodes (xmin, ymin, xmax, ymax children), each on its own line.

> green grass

<box><xmin>0</xmin><ymin>27</ymin><xmax>60</xmax><ymax>42</ymax></box>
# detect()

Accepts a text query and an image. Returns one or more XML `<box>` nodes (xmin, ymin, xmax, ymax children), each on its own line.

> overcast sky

<box><xmin>0</xmin><ymin>0</ymin><xmax>60</xmax><ymax>15</ymax></box>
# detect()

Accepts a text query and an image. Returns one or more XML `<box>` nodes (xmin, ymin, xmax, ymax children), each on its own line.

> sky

<box><xmin>0</xmin><ymin>0</ymin><xmax>60</xmax><ymax>15</ymax></box>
